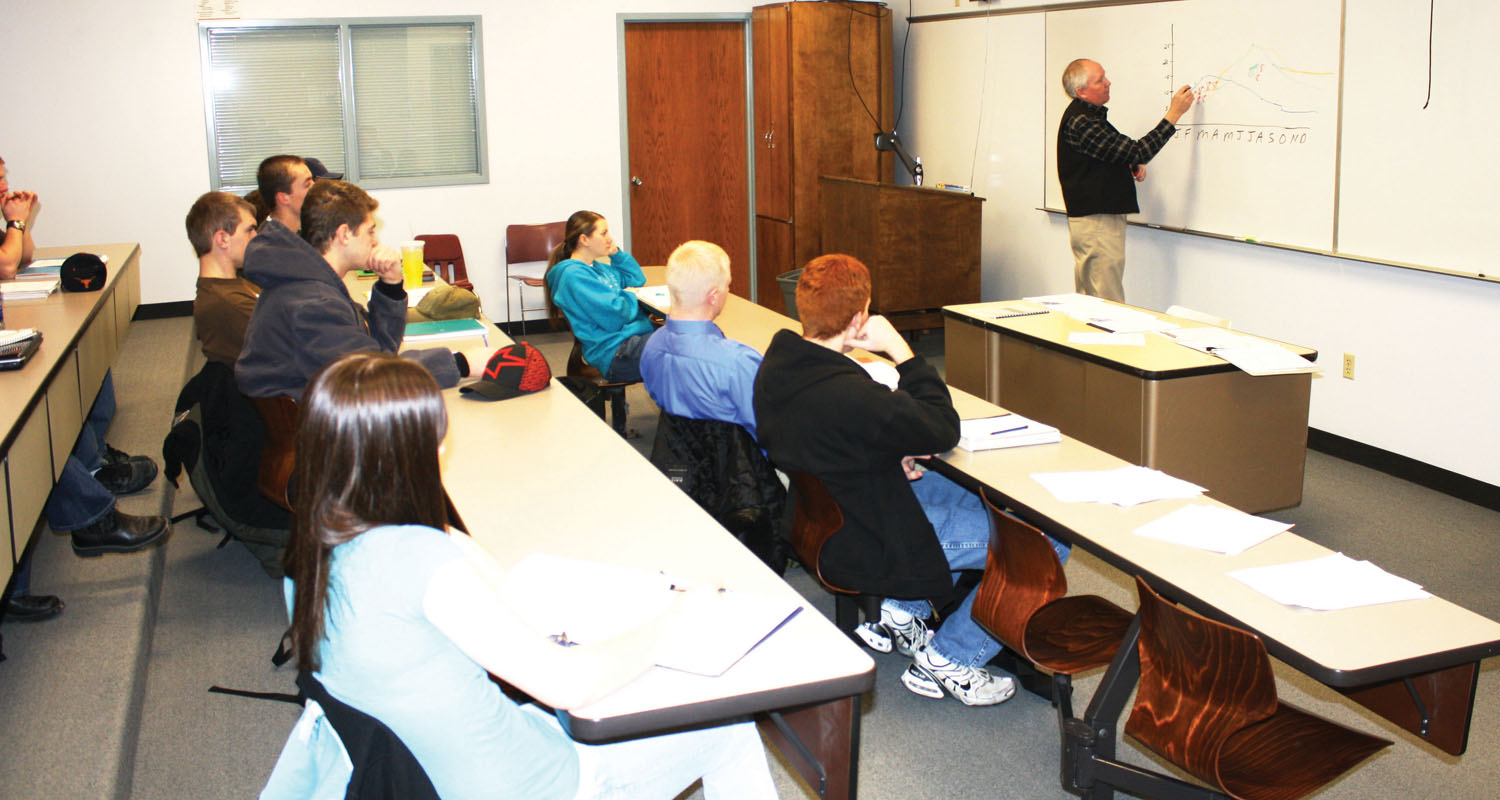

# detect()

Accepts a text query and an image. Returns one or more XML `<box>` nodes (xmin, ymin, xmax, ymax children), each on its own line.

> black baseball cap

<box><xmin>304</xmin><ymin>157</ymin><xmax>343</xmax><ymax>180</ymax></box>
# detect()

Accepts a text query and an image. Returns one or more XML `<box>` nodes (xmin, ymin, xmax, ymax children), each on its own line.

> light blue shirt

<box><xmin>273</xmin><ymin>525</ymin><xmax>578</xmax><ymax>800</ymax></box>
<box><xmin>640</xmin><ymin>318</ymin><xmax>763</xmax><ymax>440</ymax></box>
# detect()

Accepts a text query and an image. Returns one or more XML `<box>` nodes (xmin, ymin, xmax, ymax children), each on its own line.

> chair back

<box><xmin>414</xmin><ymin>234</ymin><xmax>470</xmax><ymax>289</ymax></box>
<box><xmin>1126</xmin><ymin>576</ymin><xmax>1279</xmax><ymax>786</ymax></box>
<box><xmin>504</xmin><ymin>222</ymin><xmax>567</xmax><ymax>266</ymax></box>
<box><xmin>787</xmin><ymin>472</ymin><xmax>857</xmax><ymax>594</ymax></box>
<box><xmin>970</xmin><ymin>495</ymin><xmax>1069</xmax><ymax>653</ymax></box>
<box><xmin>294</xmin><ymin>672</ymin><xmax>442</xmax><ymax>800</ymax></box>
<box><xmin>252</xmin><ymin>396</ymin><xmax>299</xmax><ymax>512</ymax></box>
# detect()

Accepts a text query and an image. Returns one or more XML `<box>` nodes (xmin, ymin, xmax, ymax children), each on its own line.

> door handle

<box><xmin>631</xmin><ymin>176</ymin><xmax>644</xmax><ymax>187</ymax></box>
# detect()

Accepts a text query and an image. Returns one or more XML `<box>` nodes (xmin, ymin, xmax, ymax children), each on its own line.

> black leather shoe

<box><xmin>93</xmin><ymin>455</ymin><xmax>158</xmax><ymax>495</ymax></box>
<box><xmin>5</xmin><ymin>594</ymin><xmax>64</xmax><ymax>622</ymax></box>
<box><xmin>103</xmin><ymin>443</ymin><xmax>132</xmax><ymax>467</ymax></box>
<box><xmin>70</xmin><ymin>510</ymin><xmax>169</xmax><ymax>557</ymax></box>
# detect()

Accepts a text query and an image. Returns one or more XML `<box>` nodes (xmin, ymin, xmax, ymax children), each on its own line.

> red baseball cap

<box><xmin>460</xmin><ymin>342</ymin><xmax>552</xmax><ymax>401</ymax></box>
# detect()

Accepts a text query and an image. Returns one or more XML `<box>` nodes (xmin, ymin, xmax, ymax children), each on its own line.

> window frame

<box><xmin>198</xmin><ymin>15</ymin><xmax>490</xmax><ymax>193</ymax></box>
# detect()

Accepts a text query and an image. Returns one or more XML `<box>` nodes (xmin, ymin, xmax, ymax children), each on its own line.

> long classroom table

<box><xmin>2</xmin><ymin>243</ymin><xmax>140</xmax><ymax>590</ymax></box>
<box><xmin>351</xmin><ymin>271</ymin><xmax>877</xmax><ymax>799</ymax></box>
<box><xmin>633</xmin><ymin>269</ymin><xmax>1500</xmax><ymax>762</ymax></box>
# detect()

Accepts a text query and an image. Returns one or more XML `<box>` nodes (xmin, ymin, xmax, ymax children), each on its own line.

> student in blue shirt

<box><xmin>544</xmin><ymin>210</ymin><xmax>654</xmax><ymax>382</ymax></box>
<box><xmin>265</xmin><ymin>352</ymin><xmax>776</xmax><ymax>800</ymax></box>
<box><xmin>639</xmin><ymin>240</ymin><xmax>762</xmax><ymax>440</ymax></box>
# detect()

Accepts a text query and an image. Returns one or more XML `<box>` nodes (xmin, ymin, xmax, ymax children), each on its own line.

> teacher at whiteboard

<box><xmin>1058</xmin><ymin>59</ymin><xmax>1194</xmax><ymax>301</ymax></box>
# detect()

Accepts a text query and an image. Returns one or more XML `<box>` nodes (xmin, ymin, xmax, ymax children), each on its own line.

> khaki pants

<box><xmin>1068</xmin><ymin>214</ymin><xmax>1126</xmax><ymax>302</ymax></box>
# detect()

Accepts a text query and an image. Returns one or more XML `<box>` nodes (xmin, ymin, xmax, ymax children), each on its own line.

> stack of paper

<box><xmin>502</xmin><ymin>553</ymin><xmax>803</xmax><ymax>677</ymax></box>
<box><xmin>1132</xmin><ymin>504</ymin><xmax>1291</xmax><ymax>555</ymax></box>
<box><xmin>1022</xmin><ymin>293</ymin><xmax>1178</xmax><ymax>334</ymax></box>
<box><xmin>1031</xmin><ymin>465</ymin><xmax>1205</xmax><ymax>507</ymax></box>
<box><xmin>0</xmin><ymin>278</ymin><xmax>59</xmax><ymax>299</ymax></box>
<box><xmin>958</xmin><ymin>413</ymin><xmax>1060</xmax><ymax>451</ymax></box>
<box><xmin>1158</xmin><ymin>327</ymin><xmax>1318</xmax><ymax>376</ymax></box>
<box><xmin>1229</xmin><ymin>553</ymin><xmax>1431</xmax><ymax>610</ymax></box>
<box><xmin>13</xmin><ymin>256</ymin><xmax>64</xmax><ymax>280</ymax></box>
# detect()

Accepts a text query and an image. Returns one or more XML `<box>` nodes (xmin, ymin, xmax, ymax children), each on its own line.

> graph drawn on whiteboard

<box><xmin>1044</xmin><ymin>0</ymin><xmax>1341</xmax><ymax>251</ymax></box>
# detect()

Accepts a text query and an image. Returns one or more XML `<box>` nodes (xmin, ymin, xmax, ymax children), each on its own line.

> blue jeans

<box><xmin>605</xmin><ymin>333</ymin><xmax>651</xmax><ymax>383</ymax></box>
<box><xmin>885</xmin><ymin>470</ymin><xmax>1071</xmax><ymax>668</ymax></box>
<box><xmin>43</xmin><ymin>371</ymin><xmax>118</xmax><ymax>532</ymax></box>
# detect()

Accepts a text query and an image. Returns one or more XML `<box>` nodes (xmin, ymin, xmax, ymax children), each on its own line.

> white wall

<box><xmin>6</xmin><ymin>0</ymin><xmax>756</xmax><ymax>324</ymax></box>
<box><xmin>10</xmin><ymin>1</ymin><xmax>1496</xmax><ymax>486</ymax></box>
<box><xmin>895</xmin><ymin>10</ymin><xmax>1500</xmax><ymax>487</ymax></box>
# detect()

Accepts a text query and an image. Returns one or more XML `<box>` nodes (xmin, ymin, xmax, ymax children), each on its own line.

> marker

<box><xmin>1243</xmin><ymin>236</ymin><xmax>1258</xmax><ymax>243</ymax></box>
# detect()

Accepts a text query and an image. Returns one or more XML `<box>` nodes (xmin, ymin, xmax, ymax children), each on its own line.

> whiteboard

<box><xmin>1042</xmin><ymin>0</ymin><xmax>1342</xmax><ymax>250</ymax></box>
<box><xmin>1337</xmin><ymin>1</ymin><xmax>1496</xmax><ymax>278</ymax></box>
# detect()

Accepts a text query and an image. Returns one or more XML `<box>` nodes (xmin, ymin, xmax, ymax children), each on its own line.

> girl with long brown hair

<box><xmin>272</xmin><ymin>352</ymin><xmax>775</xmax><ymax>800</ymax></box>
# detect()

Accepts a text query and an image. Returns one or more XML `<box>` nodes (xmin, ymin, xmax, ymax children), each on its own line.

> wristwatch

<box><xmin>5</xmin><ymin>219</ymin><xmax>25</xmax><ymax>232</ymax></box>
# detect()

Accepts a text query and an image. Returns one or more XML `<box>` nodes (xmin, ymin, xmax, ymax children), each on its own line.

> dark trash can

<box><xmin>776</xmin><ymin>269</ymin><xmax>802</xmax><ymax>321</ymax></box>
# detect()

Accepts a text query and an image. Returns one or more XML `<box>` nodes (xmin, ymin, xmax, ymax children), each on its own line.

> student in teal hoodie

<box><xmin>544</xmin><ymin>210</ymin><xmax>654</xmax><ymax>382</ymax></box>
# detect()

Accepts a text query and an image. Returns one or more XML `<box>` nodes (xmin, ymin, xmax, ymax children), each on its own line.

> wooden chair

<box><xmin>565</xmin><ymin>338</ymin><xmax>637</xmax><ymax>437</ymax></box>
<box><xmin>1117</xmin><ymin>576</ymin><xmax>1391</xmax><ymax>800</ymax></box>
<box><xmin>504</xmin><ymin>222</ymin><xmax>565</xmax><ymax>334</ymax></box>
<box><xmin>970</xmin><ymin>495</ymin><xmax>1132</xmax><ymax>709</ymax></box>
<box><xmin>414</xmin><ymin>234</ymin><xmax>472</xmax><ymax>290</ymax></box>
<box><xmin>786</xmin><ymin>472</ymin><xmax>880</xmax><ymax>643</ymax></box>
<box><xmin>251</xmin><ymin>396</ymin><xmax>299</xmax><ymax>512</ymax></box>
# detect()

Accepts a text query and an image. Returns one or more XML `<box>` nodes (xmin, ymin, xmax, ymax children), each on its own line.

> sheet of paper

<box><xmin>501</xmin><ymin>553</ymin><xmax>801</xmax><ymax>677</ymax></box>
<box><xmin>1132</xmin><ymin>504</ymin><xmax>1291</xmax><ymax>555</ymax></box>
<box><xmin>1031</xmin><ymin>465</ymin><xmax>1205</xmax><ymax>507</ymax></box>
<box><xmin>1068</xmin><ymin>331</ymin><xmax>1145</xmax><ymax>346</ymax></box>
<box><xmin>631</xmin><ymin>285</ymin><xmax>671</xmax><ymax>311</ymax></box>
<box><xmin>1229</xmin><ymin>553</ymin><xmax>1432</xmax><ymax>611</ymax></box>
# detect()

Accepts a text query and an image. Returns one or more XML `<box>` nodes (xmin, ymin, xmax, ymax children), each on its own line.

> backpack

<box><xmin>163</xmin><ymin>360</ymin><xmax>291</xmax><ymax>577</ymax></box>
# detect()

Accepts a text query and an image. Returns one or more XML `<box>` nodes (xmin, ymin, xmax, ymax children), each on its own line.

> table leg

<box><xmin>758</xmin><ymin>695</ymin><xmax>861</xmax><ymax>800</ymax></box>
<box><xmin>1340</xmin><ymin>661</ymin><xmax>1480</xmax><ymax>756</ymax></box>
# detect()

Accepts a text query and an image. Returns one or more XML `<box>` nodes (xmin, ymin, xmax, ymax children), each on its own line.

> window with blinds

<box><xmin>199</xmin><ymin>17</ymin><xmax>487</xmax><ymax>192</ymax></box>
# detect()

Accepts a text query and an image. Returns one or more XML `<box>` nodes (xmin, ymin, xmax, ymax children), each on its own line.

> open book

<box><xmin>502</xmin><ymin>553</ymin><xmax>803</xmax><ymax>677</ymax></box>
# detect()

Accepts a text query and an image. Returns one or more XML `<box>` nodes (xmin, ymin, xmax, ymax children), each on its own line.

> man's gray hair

<box><xmin>1062</xmin><ymin>59</ymin><xmax>1094</xmax><ymax>99</ymax></box>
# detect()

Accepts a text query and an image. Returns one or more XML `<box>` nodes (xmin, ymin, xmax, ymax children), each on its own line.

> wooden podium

<box><xmin>819</xmin><ymin>176</ymin><xmax>983</xmax><ymax>330</ymax></box>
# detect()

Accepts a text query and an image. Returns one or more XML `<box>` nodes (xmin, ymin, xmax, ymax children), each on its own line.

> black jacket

<box><xmin>753</xmin><ymin>330</ymin><xmax>957</xmax><ymax>599</ymax></box>
<box><xmin>649</xmin><ymin>412</ymin><xmax>789</xmax><ymax>574</ymax></box>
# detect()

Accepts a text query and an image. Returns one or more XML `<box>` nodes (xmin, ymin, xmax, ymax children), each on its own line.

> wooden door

<box><xmin>624</xmin><ymin>22</ymin><xmax>751</xmax><ymax>298</ymax></box>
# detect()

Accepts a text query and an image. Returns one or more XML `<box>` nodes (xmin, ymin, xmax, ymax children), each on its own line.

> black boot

<box><xmin>70</xmin><ymin>509</ymin><xmax>169</xmax><ymax>557</ymax></box>
<box><xmin>4</xmin><ymin>594</ymin><xmax>64</xmax><ymax>622</ymax></box>
<box><xmin>93</xmin><ymin>454</ymin><xmax>158</xmax><ymax>495</ymax></box>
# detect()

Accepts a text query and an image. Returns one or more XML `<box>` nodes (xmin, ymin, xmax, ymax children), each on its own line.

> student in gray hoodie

<box><xmin>236</xmin><ymin>180</ymin><xmax>487</xmax><ymax>400</ymax></box>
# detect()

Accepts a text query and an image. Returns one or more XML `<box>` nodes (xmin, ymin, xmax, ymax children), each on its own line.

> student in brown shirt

<box><xmin>186</xmin><ymin>191</ymin><xmax>260</xmax><ymax>364</ymax></box>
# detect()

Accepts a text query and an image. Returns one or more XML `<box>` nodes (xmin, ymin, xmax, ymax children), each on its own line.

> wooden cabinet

<box><xmin>752</xmin><ymin>1</ymin><xmax>892</xmax><ymax>312</ymax></box>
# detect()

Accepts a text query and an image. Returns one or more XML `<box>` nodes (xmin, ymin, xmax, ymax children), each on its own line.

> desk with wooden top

<box><xmin>347</xmin><ymin>271</ymin><xmax>877</xmax><ymax>799</ymax></box>
<box><xmin>634</xmin><ymin>270</ymin><xmax>1500</xmax><ymax>760</ymax></box>
<box><xmin>1</xmin><ymin>243</ymin><xmax>140</xmax><ymax>591</ymax></box>
<box><xmin>944</xmin><ymin>301</ymin><xmax>1317</xmax><ymax>513</ymax></box>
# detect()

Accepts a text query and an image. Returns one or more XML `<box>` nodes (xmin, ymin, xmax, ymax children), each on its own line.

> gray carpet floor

<box><xmin>1</xmin><ymin>319</ymin><xmax>1496</xmax><ymax>799</ymax></box>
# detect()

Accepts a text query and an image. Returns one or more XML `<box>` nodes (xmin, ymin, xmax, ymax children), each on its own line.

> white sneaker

<box><xmin>881</xmin><ymin>605</ymin><xmax>934</xmax><ymax>656</ymax></box>
<box><xmin>901</xmin><ymin>646</ymin><xmax>1016</xmax><ymax>707</ymax></box>
<box><xmin>855</xmin><ymin>604</ymin><xmax>933</xmax><ymax>656</ymax></box>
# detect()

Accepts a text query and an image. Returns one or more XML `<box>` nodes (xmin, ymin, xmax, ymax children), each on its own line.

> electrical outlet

<box><xmin>1342</xmin><ymin>353</ymin><xmax>1355</xmax><ymax>380</ymax></box>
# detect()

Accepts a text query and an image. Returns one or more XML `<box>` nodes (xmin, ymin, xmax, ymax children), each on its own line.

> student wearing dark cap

<box><xmin>256</xmin><ymin>155</ymin><xmax>315</xmax><ymax>233</ymax></box>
